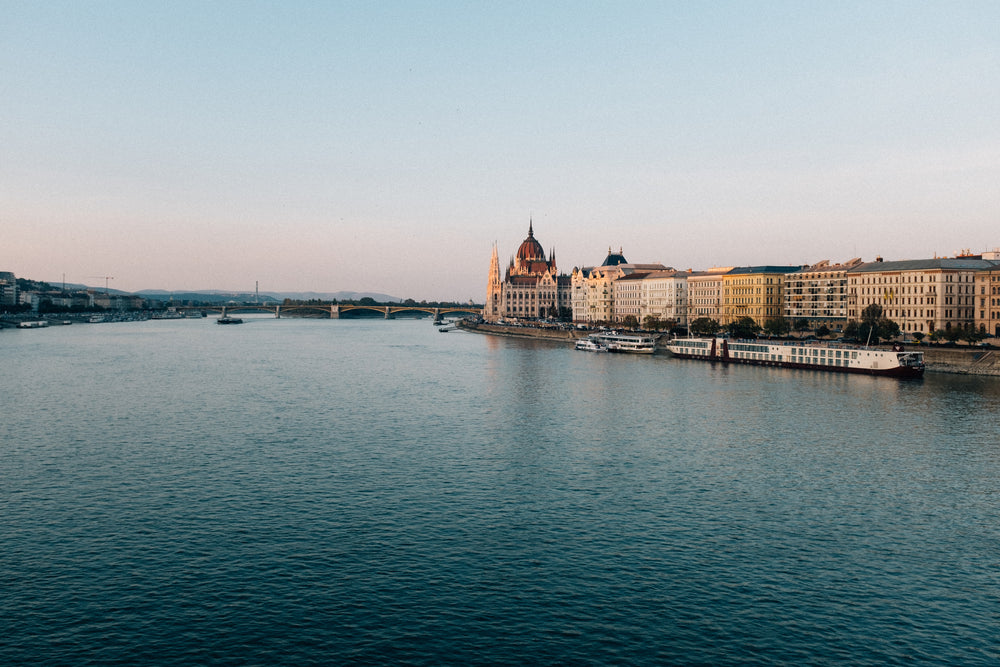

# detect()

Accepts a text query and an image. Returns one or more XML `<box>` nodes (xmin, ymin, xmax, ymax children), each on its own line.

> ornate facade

<box><xmin>570</xmin><ymin>249</ymin><xmax>666</xmax><ymax>323</ymax></box>
<box><xmin>847</xmin><ymin>257</ymin><xmax>999</xmax><ymax>335</ymax></box>
<box><xmin>484</xmin><ymin>222</ymin><xmax>571</xmax><ymax>322</ymax></box>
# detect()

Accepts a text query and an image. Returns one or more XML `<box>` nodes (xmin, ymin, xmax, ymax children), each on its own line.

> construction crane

<box><xmin>87</xmin><ymin>276</ymin><xmax>115</xmax><ymax>294</ymax></box>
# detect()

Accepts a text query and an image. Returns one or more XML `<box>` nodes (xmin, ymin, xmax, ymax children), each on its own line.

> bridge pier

<box><xmin>432</xmin><ymin>307</ymin><xmax>442</xmax><ymax>323</ymax></box>
<box><xmin>330</xmin><ymin>305</ymin><xmax>339</xmax><ymax>319</ymax></box>
<box><xmin>384</xmin><ymin>306</ymin><xmax>393</xmax><ymax>320</ymax></box>
<box><xmin>275</xmin><ymin>305</ymin><xmax>281</xmax><ymax>318</ymax></box>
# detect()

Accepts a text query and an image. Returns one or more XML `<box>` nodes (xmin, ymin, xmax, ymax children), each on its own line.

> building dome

<box><xmin>602</xmin><ymin>247</ymin><xmax>627</xmax><ymax>266</ymax></box>
<box><xmin>516</xmin><ymin>222</ymin><xmax>546</xmax><ymax>262</ymax></box>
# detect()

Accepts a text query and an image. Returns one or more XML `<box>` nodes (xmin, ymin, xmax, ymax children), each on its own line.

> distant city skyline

<box><xmin>4</xmin><ymin>2</ymin><xmax>998</xmax><ymax>301</ymax></box>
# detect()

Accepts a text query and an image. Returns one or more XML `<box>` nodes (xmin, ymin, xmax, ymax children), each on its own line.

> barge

<box><xmin>666</xmin><ymin>337</ymin><xmax>925</xmax><ymax>378</ymax></box>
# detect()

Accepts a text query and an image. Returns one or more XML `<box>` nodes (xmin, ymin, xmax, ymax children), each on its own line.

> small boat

<box><xmin>217</xmin><ymin>316</ymin><xmax>243</xmax><ymax>325</ymax></box>
<box><xmin>575</xmin><ymin>338</ymin><xmax>608</xmax><ymax>352</ymax></box>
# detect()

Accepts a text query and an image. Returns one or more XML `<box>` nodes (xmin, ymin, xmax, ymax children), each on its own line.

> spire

<box><xmin>528</xmin><ymin>218</ymin><xmax>534</xmax><ymax>238</ymax></box>
<box><xmin>488</xmin><ymin>242</ymin><xmax>501</xmax><ymax>287</ymax></box>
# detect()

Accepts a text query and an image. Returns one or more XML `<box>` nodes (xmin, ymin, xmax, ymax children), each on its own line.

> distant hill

<box><xmin>135</xmin><ymin>289</ymin><xmax>402</xmax><ymax>303</ymax></box>
<box><xmin>42</xmin><ymin>280</ymin><xmax>402</xmax><ymax>303</ymax></box>
<box><xmin>261</xmin><ymin>291</ymin><xmax>402</xmax><ymax>302</ymax></box>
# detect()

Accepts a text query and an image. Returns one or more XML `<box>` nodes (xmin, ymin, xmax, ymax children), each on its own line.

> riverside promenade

<box><xmin>458</xmin><ymin>321</ymin><xmax>1000</xmax><ymax>376</ymax></box>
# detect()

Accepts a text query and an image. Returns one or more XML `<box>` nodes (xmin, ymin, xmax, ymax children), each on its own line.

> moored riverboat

<box><xmin>575</xmin><ymin>338</ymin><xmax>609</xmax><ymax>352</ymax></box>
<box><xmin>666</xmin><ymin>337</ymin><xmax>925</xmax><ymax>378</ymax></box>
<box><xmin>588</xmin><ymin>331</ymin><xmax>657</xmax><ymax>354</ymax></box>
<box><xmin>217</xmin><ymin>316</ymin><xmax>243</xmax><ymax>325</ymax></box>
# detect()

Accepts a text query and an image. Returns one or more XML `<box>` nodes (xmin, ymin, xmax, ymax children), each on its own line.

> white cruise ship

<box><xmin>587</xmin><ymin>331</ymin><xmax>658</xmax><ymax>354</ymax></box>
<box><xmin>666</xmin><ymin>337</ymin><xmax>925</xmax><ymax>378</ymax></box>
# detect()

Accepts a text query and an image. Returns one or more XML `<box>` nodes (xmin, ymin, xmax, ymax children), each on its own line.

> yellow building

<box><xmin>721</xmin><ymin>266</ymin><xmax>802</xmax><ymax>326</ymax></box>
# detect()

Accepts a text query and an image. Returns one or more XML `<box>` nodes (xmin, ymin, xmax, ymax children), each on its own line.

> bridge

<box><xmin>176</xmin><ymin>304</ymin><xmax>481</xmax><ymax>320</ymax></box>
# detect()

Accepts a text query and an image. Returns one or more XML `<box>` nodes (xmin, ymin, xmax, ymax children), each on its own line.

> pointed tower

<box><xmin>486</xmin><ymin>242</ymin><xmax>502</xmax><ymax>321</ymax></box>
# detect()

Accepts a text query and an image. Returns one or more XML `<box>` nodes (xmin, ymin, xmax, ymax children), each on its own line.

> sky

<box><xmin>3</xmin><ymin>1</ymin><xmax>999</xmax><ymax>301</ymax></box>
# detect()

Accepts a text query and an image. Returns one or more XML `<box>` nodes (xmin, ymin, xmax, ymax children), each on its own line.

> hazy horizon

<box><xmin>5</xmin><ymin>2</ymin><xmax>999</xmax><ymax>301</ymax></box>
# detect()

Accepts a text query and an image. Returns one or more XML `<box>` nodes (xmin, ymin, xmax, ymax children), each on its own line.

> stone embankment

<box><xmin>459</xmin><ymin>321</ymin><xmax>588</xmax><ymax>342</ymax></box>
<box><xmin>921</xmin><ymin>348</ymin><xmax>1000</xmax><ymax>376</ymax></box>
<box><xmin>458</xmin><ymin>321</ymin><xmax>1000</xmax><ymax>376</ymax></box>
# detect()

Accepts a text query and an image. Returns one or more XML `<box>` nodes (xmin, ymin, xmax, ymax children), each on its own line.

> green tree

<box><xmin>951</xmin><ymin>324</ymin><xmax>986</xmax><ymax>346</ymax></box>
<box><xmin>793</xmin><ymin>318</ymin><xmax>811</xmax><ymax>337</ymax></box>
<box><xmin>943</xmin><ymin>326</ymin><xmax>962</xmax><ymax>344</ymax></box>
<box><xmin>844</xmin><ymin>320</ymin><xmax>859</xmax><ymax>340</ymax></box>
<box><xmin>690</xmin><ymin>317</ymin><xmax>721</xmax><ymax>336</ymax></box>
<box><xmin>643</xmin><ymin>315</ymin><xmax>661</xmax><ymax>330</ymax></box>
<box><xmin>762</xmin><ymin>316</ymin><xmax>790</xmax><ymax>337</ymax></box>
<box><xmin>912</xmin><ymin>331</ymin><xmax>925</xmax><ymax>344</ymax></box>
<box><xmin>622</xmin><ymin>315</ymin><xmax>639</xmax><ymax>329</ymax></box>
<box><xmin>816</xmin><ymin>325</ymin><xmax>831</xmax><ymax>338</ymax></box>
<box><xmin>726</xmin><ymin>316</ymin><xmax>760</xmax><ymax>339</ymax></box>
<box><xmin>857</xmin><ymin>304</ymin><xmax>900</xmax><ymax>345</ymax></box>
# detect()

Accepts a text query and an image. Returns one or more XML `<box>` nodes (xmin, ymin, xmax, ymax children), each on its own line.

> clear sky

<box><xmin>3</xmin><ymin>1</ymin><xmax>999</xmax><ymax>301</ymax></box>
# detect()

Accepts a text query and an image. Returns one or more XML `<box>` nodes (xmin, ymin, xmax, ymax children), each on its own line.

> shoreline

<box><xmin>458</xmin><ymin>321</ymin><xmax>1000</xmax><ymax>377</ymax></box>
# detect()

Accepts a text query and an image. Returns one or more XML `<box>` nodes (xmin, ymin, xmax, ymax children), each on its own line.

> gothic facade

<box><xmin>485</xmin><ymin>222</ymin><xmax>571</xmax><ymax>322</ymax></box>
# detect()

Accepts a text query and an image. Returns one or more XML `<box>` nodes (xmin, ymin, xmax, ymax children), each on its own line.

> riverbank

<box><xmin>459</xmin><ymin>321</ymin><xmax>590</xmax><ymax>342</ymax></box>
<box><xmin>458</xmin><ymin>321</ymin><xmax>1000</xmax><ymax>376</ymax></box>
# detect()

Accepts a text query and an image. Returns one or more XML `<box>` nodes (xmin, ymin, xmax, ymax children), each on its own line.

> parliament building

<box><xmin>485</xmin><ymin>222</ymin><xmax>572</xmax><ymax>322</ymax></box>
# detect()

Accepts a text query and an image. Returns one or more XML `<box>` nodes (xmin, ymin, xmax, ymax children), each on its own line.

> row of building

<box><xmin>0</xmin><ymin>272</ymin><xmax>147</xmax><ymax>311</ymax></box>
<box><xmin>484</xmin><ymin>223</ymin><xmax>1000</xmax><ymax>337</ymax></box>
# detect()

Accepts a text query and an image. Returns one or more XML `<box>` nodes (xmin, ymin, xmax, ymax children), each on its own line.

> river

<box><xmin>2</xmin><ymin>317</ymin><xmax>998</xmax><ymax>665</ymax></box>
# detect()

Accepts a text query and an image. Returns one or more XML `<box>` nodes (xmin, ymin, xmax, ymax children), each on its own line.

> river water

<box><xmin>2</xmin><ymin>317</ymin><xmax>999</xmax><ymax>665</ymax></box>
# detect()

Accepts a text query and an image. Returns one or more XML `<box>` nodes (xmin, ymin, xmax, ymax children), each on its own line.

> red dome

<box><xmin>515</xmin><ymin>222</ymin><xmax>545</xmax><ymax>262</ymax></box>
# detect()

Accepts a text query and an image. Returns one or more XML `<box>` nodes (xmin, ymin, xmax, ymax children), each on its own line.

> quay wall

<box><xmin>459</xmin><ymin>321</ymin><xmax>587</xmax><ymax>342</ymax></box>
<box><xmin>921</xmin><ymin>348</ymin><xmax>1000</xmax><ymax>376</ymax></box>
<box><xmin>458</xmin><ymin>322</ymin><xmax>1000</xmax><ymax>376</ymax></box>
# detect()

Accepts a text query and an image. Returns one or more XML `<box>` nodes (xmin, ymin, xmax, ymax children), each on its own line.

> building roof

<box><xmin>850</xmin><ymin>258</ymin><xmax>1000</xmax><ymax>273</ymax></box>
<box><xmin>642</xmin><ymin>269</ymin><xmax>686</xmax><ymax>280</ymax></box>
<box><xmin>615</xmin><ymin>272</ymin><xmax>651</xmax><ymax>282</ymax></box>
<box><xmin>601</xmin><ymin>248</ymin><xmax>627</xmax><ymax>266</ymax></box>
<box><xmin>726</xmin><ymin>265</ymin><xmax>804</xmax><ymax>276</ymax></box>
<box><xmin>792</xmin><ymin>258</ymin><xmax>864</xmax><ymax>273</ymax></box>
